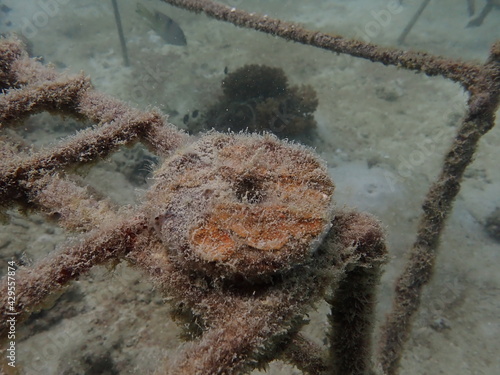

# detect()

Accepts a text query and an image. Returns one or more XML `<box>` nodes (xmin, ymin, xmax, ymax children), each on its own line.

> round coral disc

<box><xmin>147</xmin><ymin>133</ymin><xmax>334</xmax><ymax>280</ymax></box>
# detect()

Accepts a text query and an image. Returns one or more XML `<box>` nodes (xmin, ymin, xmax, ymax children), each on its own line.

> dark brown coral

<box><xmin>222</xmin><ymin>64</ymin><xmax>289</xmax><ymax>101</ymax></box>
<box><xmin>197</xmin><ymin>64</ymin><xmax>318</xmax><ymax>137</ymax></box>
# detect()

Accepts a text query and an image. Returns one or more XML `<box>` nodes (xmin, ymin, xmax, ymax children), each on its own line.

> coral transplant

<box><xmin>0</xmin><ymin>0</ymin><xmax>499</xmax><ymax>374</ymax></box>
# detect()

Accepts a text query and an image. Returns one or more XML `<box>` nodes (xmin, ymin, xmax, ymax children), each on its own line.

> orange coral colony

<box><xmin>147</xmin><ymin>132</ymin><xmax>335</xmax><ymax>280</ymax></box>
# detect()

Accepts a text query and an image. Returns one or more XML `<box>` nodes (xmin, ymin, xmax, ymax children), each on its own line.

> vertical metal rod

<box><xmin>111</xmin><ymin>0</ymin><xmax>130</xmax><ymax>66</ymax></box>
<box><xmin>397</xmin><ymin>0</ymin><xmax>432</xmax><ymax>45</ymax></box>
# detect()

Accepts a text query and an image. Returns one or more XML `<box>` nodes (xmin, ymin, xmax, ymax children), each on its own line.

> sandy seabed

<box><xmin>0</xmin><ymin>0</ymin><xmax>499</xmax><ymax>374</ymax></box>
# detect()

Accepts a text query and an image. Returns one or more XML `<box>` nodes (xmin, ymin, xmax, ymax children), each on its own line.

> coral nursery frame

<box><xmin>1</xmin><ymin>0</ymin><xmax>499</xmax><ymax>374</ymax></box>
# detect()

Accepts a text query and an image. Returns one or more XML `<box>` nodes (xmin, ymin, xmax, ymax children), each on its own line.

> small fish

<box><xmin>183</xmin><ymin>114</ymin><xmax>189</xmax><ymax>124</ymax></box>
<box><xmin>136</xmin><ymin>3</ymin><xmax>187</xmax><ymax>46</ymax></box>
<box><xmin>192</xmin><ymin>110</ymin><xmax>199</xmax><ymax>118</ymax></box>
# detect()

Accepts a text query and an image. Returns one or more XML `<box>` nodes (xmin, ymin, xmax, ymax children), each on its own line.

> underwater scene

<box><xmin>0</xmin><ymin>0</ymin><xmax>499</xmax><ymax>374</ymax></box>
